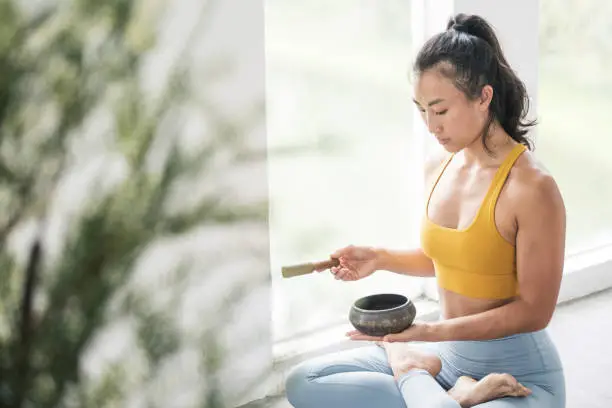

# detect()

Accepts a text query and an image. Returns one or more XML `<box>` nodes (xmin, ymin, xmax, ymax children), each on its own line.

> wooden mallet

<box><xmin>281</xmin><ymin>258</ymin><xmax>340</xmax><ymax>278</ymax></box>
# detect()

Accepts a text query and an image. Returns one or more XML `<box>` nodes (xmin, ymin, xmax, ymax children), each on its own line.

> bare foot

<box><xmin>448</xmin><ymin>374</ymin><xmax>532</xmax><ymax>407</ymax></box>
<box><xmin>381</xmin><ymin>342</ymin><xmax>442</xmax><ymax>380</ymax></box>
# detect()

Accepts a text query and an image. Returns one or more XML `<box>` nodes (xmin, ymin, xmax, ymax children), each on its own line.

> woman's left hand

<box><xmin>346</xmin><ymin>321</ymin><xmax>432</xmax><ymax>343</ymax></box>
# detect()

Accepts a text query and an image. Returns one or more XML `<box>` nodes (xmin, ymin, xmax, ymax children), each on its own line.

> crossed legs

<box><xmin>286</xmin><ymin>344</ymin><xmax>536</xmax><ymax>408</ymax></box>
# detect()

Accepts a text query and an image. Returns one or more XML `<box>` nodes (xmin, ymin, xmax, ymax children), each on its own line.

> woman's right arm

<box><xmin>374</xmin><ymin>248</ymin><xmax>435</xmax><ymax>277</ymax></box>
<box><xmin>373</xmin><ymin>149</ymin><xmax>450</xmax><ymax>278</ymax></box>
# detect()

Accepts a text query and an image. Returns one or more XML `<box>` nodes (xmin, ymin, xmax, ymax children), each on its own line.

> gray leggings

<box><xmin>285</xmin><ymin>329</ymin><xmax>565</xmax><ymax>407</ymax></box>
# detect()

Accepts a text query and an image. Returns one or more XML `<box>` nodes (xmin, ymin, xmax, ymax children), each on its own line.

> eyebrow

<box><xmin>412</xmin><ymin>98</ymin><xmax>445</xmax><ymax>106</ymax></box>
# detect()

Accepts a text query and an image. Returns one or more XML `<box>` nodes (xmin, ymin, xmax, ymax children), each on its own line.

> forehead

<box><xmin>413</xmin><ymin>69</ymin><xmax>462</xmax><ymax>104</ymax></box>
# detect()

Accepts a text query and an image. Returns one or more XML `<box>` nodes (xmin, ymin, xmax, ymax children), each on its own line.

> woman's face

<box><xmin>413</xmin><ymin>68</ymin><xmax>492</xmax><ymax>153</ymax></box>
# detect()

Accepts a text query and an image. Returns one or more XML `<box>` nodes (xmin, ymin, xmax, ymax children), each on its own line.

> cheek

<box><xmin>449</xmin><ymin>109</ymin><xmax>480</xmax><ymax>135</ymax></box>
<box><xmin>445</xmin><ymin>110</ymin><xmax>465</xmax><ymax>130</ymax></box>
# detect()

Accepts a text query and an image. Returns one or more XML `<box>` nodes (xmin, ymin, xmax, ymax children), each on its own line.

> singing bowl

<box><xmin>349</xmin><ymin>293</ymin><xmax>416</xmax><ymax>337</ymax></box>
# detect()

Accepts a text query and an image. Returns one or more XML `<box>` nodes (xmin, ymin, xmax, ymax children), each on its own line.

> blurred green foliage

<box><xmin>0</xmin><ymin>1</ymin><xmax>267</xmax><ymax>407</ymax></box>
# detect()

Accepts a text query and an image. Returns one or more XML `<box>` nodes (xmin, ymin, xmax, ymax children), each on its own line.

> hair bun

<box><xmin>447</xmin><ymin>14</ymin><xmax>473</xmax><ymax>34</ymax></box>
<box><xmin>446</xmin><ymin>14</ymin><xmax>490</xmax><ymax>45</ymax></box>
<box><xmin>450</xmin><ymin>22</ymin><xmax>469</xmax><ymax>33</ymax></box>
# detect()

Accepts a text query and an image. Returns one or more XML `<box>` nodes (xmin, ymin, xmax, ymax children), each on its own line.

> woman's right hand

<box><xmin>327</xmin><ymin>245</ymin><xmax>380</xmax><ymax>281</ymax></box>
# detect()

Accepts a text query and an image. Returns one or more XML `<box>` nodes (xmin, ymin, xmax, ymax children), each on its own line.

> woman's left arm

<box><xmin>349</xmin><ymin>172</ymin><xmax>567</xmax><ymax>343</ymax></box>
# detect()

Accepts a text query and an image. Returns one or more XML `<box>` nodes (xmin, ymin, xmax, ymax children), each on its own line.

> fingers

<box><xmin>383</xmin><ymin>331</ymin><xmax>412</xmax><ymax>343</ymax></box>
<box><xmin>331</xmin><ymin>259</ymin><xmax>358</xmax><ymax>280</ymax></box>
<box><xmin>341</xmin><ymin>258</ymin><xmax>359</xmax><ymax>271</ymax></box>
<box><xmin>332</xmin><ymin>265</ymin><xmax>351</xmax><ymax>280</ymax></box>
<box><xmin>345</xmin><ymin>330</ymin><xmax>384</xmax><ymax>342</ymax></box>
<box><xmin>329</xmin><ymin>247</ymin><xmax>362</xmax><ymax>281</ymax></box>
<box><xmin>382</xmin><ymin>334</ymin><xmax>403</xmax><ymax>343</ymax></box>
<box><xmin>381</xmin><ymin>329</ymin><xmax>414</xmax><ymax>343</ymax></box>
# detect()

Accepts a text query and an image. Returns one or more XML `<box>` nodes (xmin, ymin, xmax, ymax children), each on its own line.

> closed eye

<box><xmin>417</xmin><ymin>108</ymin><xmax>447</xmax><ymax>115</ymax></box>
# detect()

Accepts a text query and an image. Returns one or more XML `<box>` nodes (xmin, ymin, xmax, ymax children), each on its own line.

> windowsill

<box><xmin>557</xmin><ymin>242</ymin><xmax>612</xmax><ymax>303</ymax></box>
<box><xmin>563</xmin><ymin>242</ymin><xmax>612</xmax><ymax>273</ymax></box>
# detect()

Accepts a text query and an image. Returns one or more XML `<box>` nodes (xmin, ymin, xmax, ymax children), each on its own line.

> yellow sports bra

<box><xmin>420</xmin><ymin>144</ymin><xmax>526</xmax><ymax>299</ymax></box>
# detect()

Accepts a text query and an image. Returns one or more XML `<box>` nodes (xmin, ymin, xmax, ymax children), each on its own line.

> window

<box><xmin>265</xmin><ymin>0</ymin><xmax>430</xmax><ymax>342</ymax></box>
<box><xmin>538</xmin><ymin>0</ymin><xmax>612</xmax><ymax>254</ymax></box>
<box><xmin>266</xmin><ymin>0</ymin><xmax>612</xmax><ymax>345</ymax></box>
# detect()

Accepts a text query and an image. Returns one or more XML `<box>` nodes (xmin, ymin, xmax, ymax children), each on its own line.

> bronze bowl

<box><xmin>349</xmin><ymin>293</ymin><xmax>416</xmax><ymax>337</ymax></box>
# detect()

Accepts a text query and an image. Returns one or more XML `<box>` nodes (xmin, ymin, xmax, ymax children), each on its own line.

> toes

<box><xmin>483</xmin><ymin>373</ymin><xmax>514</xmax><ymax>388</ymax></box>
<box><xmin>482</xmin><ymin>373</ymin><xmax>530</xmax><ymax>398</ymax></box>
<box><xmin>517</xmin><ymin>383</ymin><xmax>532</xmax><ymax>396</ymax></box>
<box><xmin>497</xmin><ymin>373</ymin><xmax>519</xmax><ymax>389</ymax></box>
<box><xmin>499</xmin><ymin>373</ymin><xmax>518</xmax><ymax>385</ymax></box>
<box><xmin>500</xmin><ymin>374</ymin><xmax>531</xmax><ymax>397</ymax></box>
<box><xmin>507</xmin><ymin>382</ymin><xmax>532</xmax><ymax>397</ymax></box>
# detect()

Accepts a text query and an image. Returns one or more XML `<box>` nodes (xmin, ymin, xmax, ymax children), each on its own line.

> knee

<box><xmin>284</xmin><ymin>362</ymin><xmax>314</xmax><ymax>406</ymax></box>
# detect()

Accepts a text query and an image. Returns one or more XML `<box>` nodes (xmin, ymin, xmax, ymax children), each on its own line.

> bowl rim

<box><xmin>351</xmin><ymin>293</ymin><xmax>412</xmax><ymax>314</ymax></box>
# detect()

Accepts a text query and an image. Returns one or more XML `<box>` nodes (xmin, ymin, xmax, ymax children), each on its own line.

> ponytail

<box><xmin>415</xmin><ymin>13</ymin><xmax>535</xmax><ymax>152</ymax></box>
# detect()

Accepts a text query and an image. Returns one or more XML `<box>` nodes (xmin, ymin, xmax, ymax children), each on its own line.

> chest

<box><xmin>427</xmin><ymin>165</ymin><xmax>517</xmax><ymax>244</ymax></box>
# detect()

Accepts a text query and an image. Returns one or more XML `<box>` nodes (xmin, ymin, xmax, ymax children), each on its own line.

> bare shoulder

<box><xmin>508</xmin><ymin>151</ymin><xmax>566</xmax><ymax>218</ymax></box>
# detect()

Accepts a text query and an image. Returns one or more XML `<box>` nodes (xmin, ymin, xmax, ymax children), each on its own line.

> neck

<box><xmin>461</xmin><ymin>123</ymin><xmax>516</xmax><ymax>167</ymax></box>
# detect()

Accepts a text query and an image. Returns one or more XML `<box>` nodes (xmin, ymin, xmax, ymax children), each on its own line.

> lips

<box><xmin>437</xmin><ymin>138</ymin><xmax>450</xmax><ymax>145</ymax></box>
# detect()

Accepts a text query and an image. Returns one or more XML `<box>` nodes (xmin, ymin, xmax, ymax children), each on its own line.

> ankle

<box><xmin>394</xmin><ymin>365</ymin><xmax>429</xmax><ymax>382</ymax></box>
<box><xmin>396</xmin><ymin>359</ymin><xmax>441</xmax><ymax>378</ymax></box>
<box><xmin>454</xmin><ymin>391</ymin><xmax>474</xmax><ymax>408</ymax></box>
<box><xmin>448</xmin><ymin>376</ymin><xmax>476</xmax><ymax>408</ymax></box>
<box><xmin>420</xmin><ymin>356</ymin><xmax>442</xmax><ymax>377</ymax></box>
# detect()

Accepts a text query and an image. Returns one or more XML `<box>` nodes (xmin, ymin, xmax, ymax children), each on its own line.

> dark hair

<box><xmin>414</xmin><ymin>13</ymin><xmax>535</xmax><ymax>152</ymax></box>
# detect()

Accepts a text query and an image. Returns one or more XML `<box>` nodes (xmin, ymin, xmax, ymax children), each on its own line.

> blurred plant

<box><xmin>0</xmin><ymin>0</ymin><xmax>269</xmax><ymax>407</ymax></box>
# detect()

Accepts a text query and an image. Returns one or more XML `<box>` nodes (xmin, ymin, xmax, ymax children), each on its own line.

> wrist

<box><xmin>373</xmin><ymin>247</ymin><xmax>389</xmax><ymax>271</ymax></box>
<box><xmin>421</xmin><ymin>321</ymin><xmax>446</xmax><ymax>342</ymax></box>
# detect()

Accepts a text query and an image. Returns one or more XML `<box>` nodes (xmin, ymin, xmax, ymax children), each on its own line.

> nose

<box><xmin>425</xmin><ymin>114</ymin><xmax>442</xmax><ymax>135</ymax></box>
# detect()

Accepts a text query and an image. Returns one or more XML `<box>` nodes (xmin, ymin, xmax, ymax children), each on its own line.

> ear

<box><xmin>478</xmin><ymin>85</ymin><xmax>494</xmax><ymax>111</ymax></box>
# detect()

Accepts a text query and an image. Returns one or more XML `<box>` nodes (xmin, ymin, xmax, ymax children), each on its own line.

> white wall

<box><xmin>203</xmin><ymin>0</ymin><xmax>272</xmax><ymax>406</ymax></box>
<box><xmin>454</xmin><ymin>0</ymin><xmax>540</xmax><ymax>138</ymax></box>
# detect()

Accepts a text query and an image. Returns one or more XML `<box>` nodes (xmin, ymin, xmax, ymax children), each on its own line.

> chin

<box><xmin>441</xmin><ymin>143</ymin><xmax>462</xmax><ymax>153</ymax></box>
<box><xmin>441</xmin><ymin>137</ymin><xmax>472</xmax><ymax>153</ymax></box>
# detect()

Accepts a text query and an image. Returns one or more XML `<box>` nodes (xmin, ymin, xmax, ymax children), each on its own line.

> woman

<box><xmin>285</xmin><ymin>13</ymin><xmax>566</xmax><ymax>408</ymax></box>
